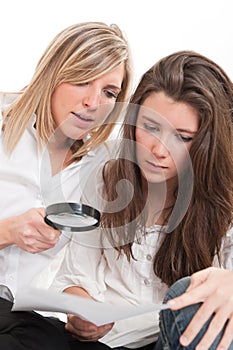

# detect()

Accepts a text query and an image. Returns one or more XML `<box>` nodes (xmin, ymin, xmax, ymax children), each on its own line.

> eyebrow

<box><xmin>141</xmin><ymin>115</ymin><xmax>197</xmax><ymax>134</ymax></box>
<box><xmin>176</xmin><ymin>128</ymin><xmax>197</xmax><ymax>134</ymax></box>
<box><xmin>106</xmin><ymin>84</ymin><xmax>122</xmax><ymax>91</ymax></box>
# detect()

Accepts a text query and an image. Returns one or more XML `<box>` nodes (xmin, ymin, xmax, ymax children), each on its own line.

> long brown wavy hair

<box><xmin>101</xmin><ymin>50</ymin><xmax>233</xmax><ymax>286</ymax></box>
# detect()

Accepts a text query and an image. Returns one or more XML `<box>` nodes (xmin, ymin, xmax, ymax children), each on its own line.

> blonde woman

<box><xmin>0</xmin><ymin>22</ymin><xmax>132</xmax><ymax>350</ymax></box>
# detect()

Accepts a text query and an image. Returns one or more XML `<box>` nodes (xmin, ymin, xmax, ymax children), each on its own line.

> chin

<box><xmin>69</xmin><ymin>131</ymin><xmax>87</xmax><ymax>141</ymax></box>
<box><xmin>145</xmin><ymin>176</ymin><xmax>167</xmax><ymax>185</ymax></box>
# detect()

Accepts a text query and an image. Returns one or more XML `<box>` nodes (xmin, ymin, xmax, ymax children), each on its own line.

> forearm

<box><xmin>64</xmin><ymin>286</ymin><xmax>93</xmax><ymax>299</ymax></box>
<box><xmin>64</xmin><ymin>285</ymin><xmax>114</xmax><ymax>341</ymax></box>
<box><xmin>0</xmin><ymin>208</ymin><xmax>60</xmax><ymax>253</ymax></box>
<box><xmin>0</xmin><ymin>216</ymin><xmax>15</xmax><ymax>249</ymax></box>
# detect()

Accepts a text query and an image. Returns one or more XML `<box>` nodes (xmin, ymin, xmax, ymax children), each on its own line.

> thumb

<box><xmin>186</xmin><ymin>268</ymin><xmax>211</xmax><ymax>292</ymax></box>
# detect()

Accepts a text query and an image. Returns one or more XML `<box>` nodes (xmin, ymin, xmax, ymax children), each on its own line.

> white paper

<box><xmin>12</xmin><ymin>288</ymin><xmax>169</xmax><ymax>326</ymax></box>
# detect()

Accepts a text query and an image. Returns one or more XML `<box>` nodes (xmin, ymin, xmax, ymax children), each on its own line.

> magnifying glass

<box><xmin>44</xmin><ymin>202</ymin><xmax>100</xmax><ymax>232</ymax></box>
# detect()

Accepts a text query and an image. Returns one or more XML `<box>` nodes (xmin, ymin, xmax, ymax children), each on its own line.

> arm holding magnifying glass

<box><xmin>0</xmin><ymin>208</ymin><xmax>60</xmax><ymax>253</ymax></box>
<box><xmin>0</xmin><ymin>20</ymin><xmax>133</xmax><ymax>350</ymax></box>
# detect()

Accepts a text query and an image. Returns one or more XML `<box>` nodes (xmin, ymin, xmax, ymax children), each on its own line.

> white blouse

<box><xmin>51</xmin><ymin>148</ymin><xmax>233</xmax><ymax>348</ymax></box>
<box><xmin>0</xmin><ymin>92</ymin><xmax>112</xmax><ymax>296</ymax></box>
<box><xmin>53</xmin><ymin>212</ymin><xmax>233</xmax><ymax>348</ymax></box>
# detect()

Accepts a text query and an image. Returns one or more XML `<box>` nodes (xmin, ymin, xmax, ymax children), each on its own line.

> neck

<box><xmin>47</xmin><ymin>134</ymin><xmax>76</xmax><ymax>175</ymax></box>
<box><xmin>145</xmin><ymin>181</ymin><xmax>176</xmax><ymax>227</ymax></box>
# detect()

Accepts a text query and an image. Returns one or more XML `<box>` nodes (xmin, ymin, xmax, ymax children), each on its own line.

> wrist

<box><xmin>0</xmin><ymin>216</ymin><xmax>16</xmax><ymax>247</ymax></box>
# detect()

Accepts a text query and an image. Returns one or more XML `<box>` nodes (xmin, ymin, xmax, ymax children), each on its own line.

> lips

<box><xmin>146</xmin><ymin>160</ymin><xmax>168</xmax><ymax>170</ymax></box>
<box><xmin>71</xmin><ymin>112</ymin><xmax>94</xmax><ymax>122</ymax></box>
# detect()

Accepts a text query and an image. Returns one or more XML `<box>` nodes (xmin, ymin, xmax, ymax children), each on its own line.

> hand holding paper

<box><xmin>12</xmin><ymin>287</ymin><xmax>169</xmax><ymax>326</ymax></box>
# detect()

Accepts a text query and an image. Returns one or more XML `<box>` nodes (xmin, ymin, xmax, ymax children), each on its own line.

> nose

<box><xmin>82</xmin><ymin>89</ymin><xmax>100</xmax><ymax>111</ymax></box>
<box><xmin>152</xmin><ymin>137</ymin><xmax>169</xmax><ymax>158</ymax></box>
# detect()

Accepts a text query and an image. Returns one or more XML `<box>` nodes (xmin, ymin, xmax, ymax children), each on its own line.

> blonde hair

<box><xmin>2</xmin><ymin>22</ymin><xmax>132</xmax><ymax>157</ymax></box>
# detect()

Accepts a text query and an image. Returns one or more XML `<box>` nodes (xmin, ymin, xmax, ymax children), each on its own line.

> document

<box><xmin>12</xmin><ymin>288</ymin><xmax>169</xmax><ymax>326</ymax></box>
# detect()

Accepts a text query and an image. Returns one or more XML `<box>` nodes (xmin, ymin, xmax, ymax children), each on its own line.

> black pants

<box><xmin>0</xmin><ymin>298</ymin><xmax>155</xmax><ymax>350</ymax></box>
<box><xmin>0</xmin><ymin>297</ymin><xmax>111</xmax><ymax>350</ymax></box>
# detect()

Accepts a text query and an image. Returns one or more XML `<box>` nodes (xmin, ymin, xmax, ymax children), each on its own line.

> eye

<box><xmin>103</xmin><ymin>89</ymin><xmax>118</xmax><ymax>99</ymax></box>
<box><xmin>176</xmin><ymin>134</ymin><xmax>193</xmax><ymax>142</ymax></box>
<box><xmin>76</xmin><ymin>82</ymin><xmax>89</xmax><ymax>87</ymax></box>
<box><xmin>143</xmin><ymin>123</ymin><xmax>160</xmax><ymax>132</ymax></box>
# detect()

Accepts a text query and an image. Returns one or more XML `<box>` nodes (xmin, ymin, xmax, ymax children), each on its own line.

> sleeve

<box><xmin>0</xmin><ymin>93</ymin><xmax>3</xmax><ymax>137</ymax></box>
<box><xmin>221</xmin><ymin>226</ymin><xmax>233</xmax><ymax>270</ymax></box>
<box><xmin>78</xmin><ymin>139</ymin><xmax>121</xmax><ymax>213</ymax></box>
<box><xmin>51</xmin><ymin>237</ymin><xmax>107</xmax><ymax>302</ymax></box>
<box><xmin>52</xmin><ymin>142</ymin><xmax>117</xmax><ymax>300</ymax></box>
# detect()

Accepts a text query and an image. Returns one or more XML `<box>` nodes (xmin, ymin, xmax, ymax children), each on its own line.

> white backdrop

<box><xmin>0</xmin><ymin>0</ymin><xmax>232</xmax><ymax>91</ymax></box>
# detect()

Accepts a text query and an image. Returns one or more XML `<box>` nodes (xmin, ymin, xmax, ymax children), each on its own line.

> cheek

<box><xmin>136</xmin><ymin>128</ymin><xmax>146</xmax><ymax>145</ymax></box>
<box><xmin>171</xmin><ymin>151</ymin><xmax>190</xmax><ymax>174</ymax></box>
<box><xmin>136</xmin><ymin>129</ymin><xmax>153</xmax><ymax>156</ymax></box>
<box><xmin>135</xmin><ymin>130</ymin><xmax>153</xmax><ymax>162</ymax></box>
<box><xmin>169</xmin><ymin>140</ymin><xmax>192</xmax><ymax>169</ymax></box>
<box><xmin>51</xmin><ymin>95</ymin><xmax>59</xmax><ymax>126</ymax></box>
<box><xmin>96</xmin><ymin>102</ymin><xmax>116</xmax><ymax>125</ymax></box>
<box><xmin>51</xmin><ymin>89</ymin><xmax>67</xmax><ymax>126</ymax></box>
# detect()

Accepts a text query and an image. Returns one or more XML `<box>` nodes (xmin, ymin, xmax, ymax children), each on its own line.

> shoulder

<box><xmin>222</xmin><ymin>224</ymin><xmax>233</xmax><ymax>248</ymax></box>
<box><xmin>0</xmin><ymin>92</ymin><xmax>21</xmax><ymax>108</ymax></box>
<box><xmin>0</xmin><ymin>92</ymin><xmax>20</xmax><ymax>135</ymax></box>
<box><xmin>93</xmin><ymin>138</ymin><xmax>121</xmax><ymax>159</ymax></box>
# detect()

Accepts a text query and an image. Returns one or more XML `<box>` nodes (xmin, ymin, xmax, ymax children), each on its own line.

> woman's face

<box><xmin>51</xmin><ymin>63</ymin><xmax>125</xmax><ymax>141</ymax></box>
<box><xmin>136</xmin><ymin>91</ymin><xmax>199</xmax><ymax>187</ymax></box>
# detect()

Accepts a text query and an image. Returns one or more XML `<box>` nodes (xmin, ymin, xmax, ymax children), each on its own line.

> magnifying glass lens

<box><xmin>47</xmin><ymin>212</ymin><xmax>98</xmax><ymax>227</ymax></box>
<box><xmin>44</xmin><ymin>203</ymin><xmax>100</xmax><ymax>232</ymax></box>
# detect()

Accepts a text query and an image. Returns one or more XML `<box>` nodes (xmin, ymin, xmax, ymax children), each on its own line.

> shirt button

<box><xmin>144</xmin><ymin>278</ymin><xmax>150</xmax><ymax>285</ymax></box>
<box><xmin>9</xmin><ymin>275</ymin><xmax>14</xmax><ymax>281</ymax></box>
<box><xmin>146</xmin><ymin>254</ymin><xmax>152</xmax><ymax>261</ymax></box>
<box><xmin>137</xmin><ymin>237</ymin><xmax>142</xmax><ymax>244</ymax></box>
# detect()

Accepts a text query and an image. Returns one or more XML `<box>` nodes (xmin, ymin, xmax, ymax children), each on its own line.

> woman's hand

<box><xmin>64</xmin><ymin>286</ymin><xmax>114</xmax><ymax>341</ymax></box>
<box><xmin>167</xmin><ymin>267</ymin><xmax>233</xmax><ymax>349</ymax></box>
<box><xmin>4</xmin><ymin>208</ymin><xmax>60</xmax><ymax>253</ymax></box>
<box><xmin>65</xmin><ymin>314</ymin><xmax>114</xmax><ymax>342</ymax></box>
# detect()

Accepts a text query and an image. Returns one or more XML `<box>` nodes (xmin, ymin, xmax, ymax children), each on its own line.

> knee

<box><xmin>163</xmin><ymin>276</ymin><xmax>190</xmax><ymax>303</ymax></box>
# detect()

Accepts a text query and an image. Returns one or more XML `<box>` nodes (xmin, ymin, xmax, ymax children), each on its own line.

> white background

<box><xmin>0</xmin><ymin>0</ymin><xmax>232</xmax><ymax>91</ymax></box>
